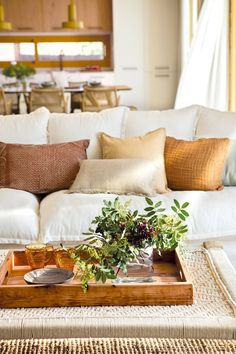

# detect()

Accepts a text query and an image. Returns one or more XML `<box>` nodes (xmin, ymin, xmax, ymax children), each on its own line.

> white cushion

<box><xmin>0</xmin><ymin>188</ymin><xmax>40</xmax><ymax>244</ymax></box>
<box><xmin>0</xmin><ymin>107</ymin><xmax>50</xmax><ymax>144</ymax></box>
<box><xmin>40</xmin><ymin>187</ymin><xmax>236</xmax><ymax>243</ymax></box>
<box><xmin>124</xmin><ymin>105</ymin><xmax>200</xmax><ymax>140</ymax></box>
<box><xmin>48</xmin><ymin>107</ymin><xmax>128</xmax><ymax>159</ymax></box>
<box><xmin>196</xmin><ymin>106</ymin><xmax>236</xmax><ymax>138</ymax></box>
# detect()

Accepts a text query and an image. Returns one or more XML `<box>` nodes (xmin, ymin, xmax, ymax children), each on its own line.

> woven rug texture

<box><xmin>0</xmin><ymin>338</ymin><xmax>236</xmax><ymax>354</ymax></box>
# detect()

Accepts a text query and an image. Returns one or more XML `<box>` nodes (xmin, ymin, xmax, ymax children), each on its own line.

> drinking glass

<box><xmin>25</xmin><ymin>243</ymin><xmax>53</xmax><ymax>269</ymax></box>
<box><xmin>54</xmin><ymin>248</ymin><xmax>75</xmax><ymax>271</ymax></box>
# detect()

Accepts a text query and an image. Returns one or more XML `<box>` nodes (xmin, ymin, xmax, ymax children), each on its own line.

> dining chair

<box><xmin>2</xmin><ymin>83</ymin><xmax>20</xmax><ymax>114</ymax></box>
<box><xmin>68</xmin><ymin>81</ymin><xmax>87</xmax><ymax>112</ymax></box>
<box><xmin>81</xmin><ymin>86</ymin><xmax>120</xmax><ymax>112</ymax></box>
<box><xmin>29</xmin><ymin>88</ymin><xmax>67</xmax><ymax>113</ymax></box>
<box><xmin>0</xmin><ymin>88</ymin><xmax>12</xmax><ymax>115</ymax></box>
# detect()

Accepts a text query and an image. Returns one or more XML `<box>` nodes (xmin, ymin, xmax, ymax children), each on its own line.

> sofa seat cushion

<box><xmin>0</xmin><ymin>188</ymin><xmax>39</xmax><ymax>244</ymax></box>
<box><xmin>40</xmin><ymin>187</ymin><xmax>236</xmax><ymax>243</ymax></box>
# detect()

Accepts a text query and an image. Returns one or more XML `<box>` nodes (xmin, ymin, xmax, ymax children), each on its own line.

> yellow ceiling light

<box><xmin>0</xmin><ymin>0</ymin><xmax>12</xmax><ymax>31</ymax></box>
<box><xmin>62</xmin><ymin>0</ymin><xmax>84</xmax><ymax>30</ymax></box>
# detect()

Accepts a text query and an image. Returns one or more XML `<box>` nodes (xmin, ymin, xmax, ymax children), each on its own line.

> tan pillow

<box><xmin>164</xmin><ymin>137</ymin><xmax>230</xmax><ymax>190</ymax></box>
<box><xmin>69</xmin><ymin>159</ymin><xmax>165</xmax><ymax>196</ymax></box>
<box><xmin>0</xmin><ymin>140</ymin><xmax>89</xmax><ymax>194</ymax></box>
<box><xmin>99</xmin><ymin>128</ymin><xmax>168</xmax><ymax>192</ymax></box>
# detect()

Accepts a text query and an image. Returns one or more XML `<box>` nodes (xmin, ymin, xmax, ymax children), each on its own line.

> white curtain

<box><xmin>175</xmin><ymin>0</ymin><xmax>229</xmax><ymax>111</ymax></box>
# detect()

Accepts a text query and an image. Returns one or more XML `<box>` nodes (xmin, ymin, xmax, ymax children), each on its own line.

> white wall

<box><xmin>113</xmin><ymin>0</ymin><xmax>180</xmax><ymax>110</ymax></box>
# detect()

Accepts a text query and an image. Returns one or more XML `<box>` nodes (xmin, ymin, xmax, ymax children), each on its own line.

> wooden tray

<box><xmin>0</xmin><ymin>249</ymin><xmax>193</xmax><ymax>308</ymax></box>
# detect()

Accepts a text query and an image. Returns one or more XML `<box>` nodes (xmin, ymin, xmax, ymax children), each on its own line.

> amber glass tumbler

<box><xmin>25</xmin><ymin>243</ymin><xmax>53</xmax><ymax>269</ymax></box>
<box><xmin>54</xmin><ymin>248</ymin><xmax>75</xmax><ymax>271</ymax></box>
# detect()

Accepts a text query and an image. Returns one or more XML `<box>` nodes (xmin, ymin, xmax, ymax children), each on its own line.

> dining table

<box><xmin>4</xmin><ymin>85</ymin><xmax>132</xmax><ymax>113</ymax></box>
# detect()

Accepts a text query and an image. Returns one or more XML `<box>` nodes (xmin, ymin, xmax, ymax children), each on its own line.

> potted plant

<box><xmin>72</xmin><ymin>197</ymin><xmax>189</xmax><ymax>291</ymax></box>
<box><xmin>2</xmin><ymin>63</ymin><xmax>35</xmax><ymax>88</ymax></box>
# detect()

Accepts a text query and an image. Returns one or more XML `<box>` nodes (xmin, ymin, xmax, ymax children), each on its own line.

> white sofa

<box><xmin>0</xmin><ymin>105</ymin><xmax>235</xmax><ymax>263</ymax></box>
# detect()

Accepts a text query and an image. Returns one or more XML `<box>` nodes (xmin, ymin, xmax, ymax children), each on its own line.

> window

<box><xmin>0</xmin><ymin>42</ymin><xmax>35</xmax><ymax>62</ymax></box>
<box><xmin>0</xmin><ymin>35</ymin><xmax>111</xmax><ymax>69</ymax></box>
<box><xmin>37</xmin><ymin>41</ymin><xmax>104</xmax><ymax>61</ymax></box>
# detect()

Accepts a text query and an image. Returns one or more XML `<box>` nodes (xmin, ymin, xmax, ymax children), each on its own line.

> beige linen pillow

<box><xmin>99</xmin><ymin>128</ymin><xmax>168</xmax><ymax>192</ymax></box>
<box><xmin>69</xmin><ymin>159</ymin><xmax>165</xmax><ymax>196</ymax></box>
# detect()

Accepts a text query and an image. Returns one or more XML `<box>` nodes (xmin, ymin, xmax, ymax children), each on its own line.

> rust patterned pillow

<box><xmin>164</xmin><ymin>137</ymin><xmax>230</xmax><ymax>191</ymax></box>
<box><xmin>0</xmin><ymin>140</ymin><xmax>89</xmax><ymax>194</ymax></box>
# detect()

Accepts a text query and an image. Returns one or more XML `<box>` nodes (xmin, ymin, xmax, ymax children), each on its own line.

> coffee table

<box><xmin>0</xmin><ymin>242</ymin><xmax>235</xmax><ymax>340</ymax></box>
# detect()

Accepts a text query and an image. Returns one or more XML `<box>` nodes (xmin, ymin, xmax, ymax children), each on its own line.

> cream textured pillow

<box><xmin>69</xmin><ymin>159</ymin><xmax>166</xmax><ymax>196</ymax></box>
<box><xmin>99</xmin><ymin>128</ymin><xmax>168</xmax><ymax>192</ymax></box>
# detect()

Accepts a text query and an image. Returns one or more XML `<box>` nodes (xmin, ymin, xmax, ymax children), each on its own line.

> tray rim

<box><xmin>0</xmin><ymin>248</ymin><xmax>193</xmax><ymax>289</ymax></box>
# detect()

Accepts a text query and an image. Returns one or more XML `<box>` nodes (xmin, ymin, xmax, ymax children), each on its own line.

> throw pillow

<box><xmin>0</xmin><ymin>140</ymin><xmax>89</xmax><ymax>194</ymax></box>
<box><xmin>164</xmin><ymin>137</ymin><xmax>230</xmax><ymax>191</ymax></box>
<box><xmin>99</xmin><ymin>128</ymin><xmax>168</xmax><ymax>192</ymax></box>
<box><xmin>69</xmin><ymin>159</ymin><xmax>165</xmax><ymax>196</ymax></box>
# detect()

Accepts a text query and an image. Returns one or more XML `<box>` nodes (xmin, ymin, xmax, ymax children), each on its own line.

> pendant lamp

<box><xmin>62</xmin><ymin>0</ymin><xmax>84</xmax><ymax>29</ymax></box>
<box><xmin>0</xmin><ymin>0</ymin><xmax>12</xmax><ymax>31</ymax></box>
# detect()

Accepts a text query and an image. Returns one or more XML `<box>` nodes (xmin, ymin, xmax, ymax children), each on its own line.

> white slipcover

<box><xmin>196</xmin><ymin>106</ymin><xmax>236</xmax><ymax>139</ymax></box>
<box><xmin>125</xmin><ymin>105</ymin><xmax>200</xmax><ymax>140</ymax></box>
<box><xmin>0</xmin><ymin>107</ymin><xmax>50</xmax><ymax>144</ymax></box>
<box><xmin>0</xmin><ymin>189</ymin><xmax>40</xmax><ymax>244</ymax></box>
<box><xmin>48</xmin><ymin>107</ymin><xmax>128</xmax><ymax>159</ymax></box>
<box><xmin>40</xmin><ymin>187</ymin><xmax>236</xmax><ymax>243</ymax></box>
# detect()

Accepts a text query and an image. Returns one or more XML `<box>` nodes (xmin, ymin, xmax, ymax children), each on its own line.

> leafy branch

<box><xmin>72</xmin><ymin>197</ymin><xmax>189</xmax><ymax>291</ymax></box>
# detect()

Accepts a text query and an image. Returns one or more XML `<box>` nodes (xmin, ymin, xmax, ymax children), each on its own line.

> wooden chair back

<box><xmin>29</xmin><ymin>88</ymin><xmax>66</xmax><ymax>113</ymax></box>
<box><xmin>0</xmin><ymin>88</ymin><xmax>12</xmax><ymax>115</ymax></box>
<box><xmin>82</xmin><ymin>86</ymin><xmax>120</xmax><ymax>112</ymax></box>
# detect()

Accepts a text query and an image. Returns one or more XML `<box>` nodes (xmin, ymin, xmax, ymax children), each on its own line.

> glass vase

<box><xmin>114</xmin><ymin>247</ymin><xmax>154</xmax><ymax>284</ymax></box>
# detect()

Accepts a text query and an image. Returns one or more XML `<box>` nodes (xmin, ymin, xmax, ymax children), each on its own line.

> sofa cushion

<box><xmin>39</xmin><ymin>188</ymin><xmax>236</xmax><ymax>243</ymax></box>
<box><xmin>223</xmin><ymin>140</ymin><xmax>236</xmax><ymax>185</ymax></box>
<box><xmin>124</xmin><ymin>105</ymin><xmax>200</xmax><ymax>140</ymax></box>
<box><xmin>0</xmin><ymin>140</ymin><xmax>89</xmax><ymax>194</ymax></box>
<box><xmin>48</xmin><ymin>107</ymin><xmax>128</xmax><ymax>159</ymax></box>
<box><xmin>165</xmin><ymin>137</ymin><xmax>230</xmax><ymax>190</ymax></box>
<box><xmin>0</xmin><ymin>188</ymin><xmax>39</xmax><ymax>244</ymax></box>
<box><xmin>195</xmin><ymin>106</ymin><xmax>236</xmax><ymax>139</ymax></box>
<box><xmin>69</xmin><ymin>159</ymin><xmax>166</xmax><ymax>196</ymax></box>
<box><xmin>195</xmin><ymin>106</ymin><xmax>236</xmax><ymax>186</ymax></box>
<box><xmin>0</xmin><ymin>107</ymin><xmax>50</xmax><ymax>144</ymax></box>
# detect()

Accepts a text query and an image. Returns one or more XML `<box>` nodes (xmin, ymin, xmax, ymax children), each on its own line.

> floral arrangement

<box><xmin>72</xmin><ymin>197</ymin><xmax>189</xmax><ymax>291</ymax></box>
<box><xmin>3</xmin><ymin>63</ymin><xmax>35</xmax><ymax>81</ymax></box>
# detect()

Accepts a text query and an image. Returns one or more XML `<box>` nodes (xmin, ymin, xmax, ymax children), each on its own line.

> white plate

<box><xmin>24</xmin><ymin>268</ymin><xmax>74</xmax><ymax>285</ymax></box>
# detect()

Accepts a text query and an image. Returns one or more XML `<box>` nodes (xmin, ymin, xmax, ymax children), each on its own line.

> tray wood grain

<box><xmin>0</xmin><ymin>249</ymin><xmax>193</xmax><ymax>308</ymax></box>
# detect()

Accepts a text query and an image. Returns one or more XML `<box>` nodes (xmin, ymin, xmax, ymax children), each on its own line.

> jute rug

<box><xmin>0</xmin><ymin>338</ymin><xmax>236</xmax><ymax>354</ymax></box>
<box><xmin>0</xmin><ymin>244</ymin><xmax>236</xmax><ymax>339</ymax></box>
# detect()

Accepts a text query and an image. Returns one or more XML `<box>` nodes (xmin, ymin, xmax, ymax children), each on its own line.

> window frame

<box><xmin>0</xmin><ymin>34</ymin><xmax>112</xmax><ymax>69</ymax></box>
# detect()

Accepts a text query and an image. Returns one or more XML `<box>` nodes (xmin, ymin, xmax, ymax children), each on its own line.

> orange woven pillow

<box><xmin>0</xmin><ymin>140</ymin><xmax>89</xmax><ymax>194</ymax></box>
<box><xmin>164</xmin><ymin>137</ymin><xmax>230</xmax><ymax>191</ymax></box>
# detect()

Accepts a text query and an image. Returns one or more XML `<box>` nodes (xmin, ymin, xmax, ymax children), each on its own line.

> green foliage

<box><xmin>73</xmin><ymin>197</ymin><xmax>189</xmax><ymax>291</ymax></box>
<box><xmin>2</xmin><ymin>63</ymin><xmax>35</xmax><ymax>81</ymax></box>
